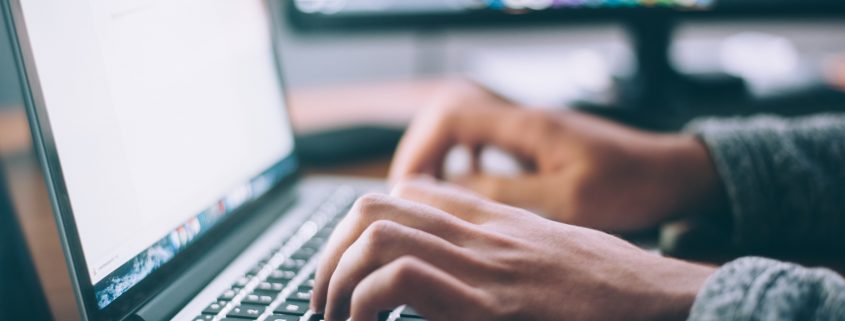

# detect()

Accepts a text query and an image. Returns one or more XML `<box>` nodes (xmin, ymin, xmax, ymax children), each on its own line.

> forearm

<box><xmin>689</xmin><ymin>257</ymin><xmax>845</xmax><ymax>321</ymax></box>
<box><xmin>684</xmin><ymin>114</ymin><xmax>845</xmax><ymax>253</ymax></box>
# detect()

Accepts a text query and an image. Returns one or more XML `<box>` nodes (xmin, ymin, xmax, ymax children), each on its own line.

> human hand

<box><xmin>389</xmin><ymin>84</ymin><xmax>726</xmax><ymax>232</ymax></box>
<box><xmin>311</xmin><ymin>179</ymin><xmax>715</xmax><ymax>321</ymax></box>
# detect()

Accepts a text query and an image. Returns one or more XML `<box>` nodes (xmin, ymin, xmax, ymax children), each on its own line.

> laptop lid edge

<box><xmin>3</xmin><ymin>0</ymin><xmax>92</xmax><ymax>319</ymax></box>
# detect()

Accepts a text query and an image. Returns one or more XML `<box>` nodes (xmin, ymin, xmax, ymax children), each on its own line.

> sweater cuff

<box><xmin>683</xmin><ymin>118</ymin><xmax>776</xmax><ymax>250</ymax></box>
<box><xmin>688</xmin><ymin>257</ymin><xmax>845</xmax><ymax>321</ymax></box>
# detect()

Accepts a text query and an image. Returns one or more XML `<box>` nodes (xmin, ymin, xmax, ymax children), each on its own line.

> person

<box><xmin>310</xmin><ymin>81</ymin><xmax>845</xmax><ymax>321</ymax></box>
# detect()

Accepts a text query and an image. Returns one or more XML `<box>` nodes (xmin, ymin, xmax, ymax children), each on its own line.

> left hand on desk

<box><xmin>389</xmin><ymin>82</ymin><xmax>726</xmax><ymax>233</ymax></box>
<box><xmin>311</xmin><ymin>179</ymin><xmax>715</xmax><ymax>321</ymax></box>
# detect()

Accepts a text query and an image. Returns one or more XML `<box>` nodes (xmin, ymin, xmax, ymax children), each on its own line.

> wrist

<box><xmin>621</xmin><ymin>251</ymin><xmax>716</xmax><ymax>321</ymax></box>
<box><xmin>652</xmin><ymin>259</ymin><xmax>716</xmax><ymax>321</ymax></box>
<box><xmin>653</xmin><ymin>134</ymin><xmax>729</xmax><ymax>220</ymax></box>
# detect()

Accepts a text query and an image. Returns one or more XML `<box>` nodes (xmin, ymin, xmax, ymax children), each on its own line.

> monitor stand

<box><xmin>576</xmin><ymin>15</ymin><xmax>845</xmax><ymax>131</ymax></box>
<box><xmin>578</xmin><ymin>15</ymin><xmax>746</xmax><ymax>114</ymax></box>
<box><xmin>620</xmin><ymin>16</ymin><xmax>748</xmax><ymax>110</ymax></box>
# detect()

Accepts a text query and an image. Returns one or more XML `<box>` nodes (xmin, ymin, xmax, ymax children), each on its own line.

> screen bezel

<box><xmin>285</xmin><ymin>1</ymin><xmax>845</xmax><ymax>32</ymax></box>
<box><xmin>2</xmin><ymin>0</ymin><xmax>303</xmax><ymax>320</ymax></box>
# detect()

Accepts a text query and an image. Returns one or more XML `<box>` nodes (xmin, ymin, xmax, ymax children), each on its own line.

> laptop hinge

<box><xmin>131</xmin><ymin>189</ymin><xmax>297</xmax><ymax>321</ymax></box>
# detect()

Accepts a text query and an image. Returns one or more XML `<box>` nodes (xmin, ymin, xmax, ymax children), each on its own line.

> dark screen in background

<box><xmin>290</xmin><ymin>0</ymin><xmax>845</xmax><ymax>19</ymax></box>
<box><xmin>292</xmin><ymin>0</ymin><xmax>713</xmax><ymax>16</ymax></box>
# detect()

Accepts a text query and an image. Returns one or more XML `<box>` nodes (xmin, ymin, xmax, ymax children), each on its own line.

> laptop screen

<box><xmin>14</xmin><ymin>0</ymin><xmax>296</xmax><ymax>310</ymax></box>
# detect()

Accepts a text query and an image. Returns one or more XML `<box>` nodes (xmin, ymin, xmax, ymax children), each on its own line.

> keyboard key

<box><xmin>274</xmin><ymin>301</ymin><xmax>309</xmax><ymax>316</ymax></box>
<box><xmin>307</xmin><ymin>314</ymin><xmax>325</xmax><ymax>321</ymax></box>
<box><xmin>400</xmin><ymin>307</ymin><xmax>423</xmax><ymax>318</ymax></box>
<box><xmin>201</xmin><ymin>300</ymin><xmax>228</xmax><ymax>315</ymax></box>
<box><xmin>241</xmin><ymin>294</ymin><xmax>274</xmax><ymax>305</ymax></box>
<box><xmin>378</xmin><ymin>311</ymin><xmax>392</xmax><ymax>321</ymax></box>
<box><xmin>193</xmin><ymin>315</ymin><xmax>213</xmax><ymax>321</ymax></box>
<box><xmin>234</xmin><ymin>276</ymin><xmax>251</xmax><ymax>287</ymax></box>
<box><xmin>301</xmin><ymin>277</ymin><xmax>316</xmax><ymax>289</ymax></box>
<box><xmin>277</xmin><ymin>264</ymin><xmax>299</xmax><ymax>273</ymax></box>
<box><xmin>247</xmin><ymin>264</ymin><xmax>266</xmax><ymax>276</ymax></box>
<box><xmin>266</xmin><ymin>314</ymin><xmax>300</xmax><ymax>321</ymax></box>
<box><xmin>250</xmin><ymin>289</ymin><xmax>280</xmax><ymax>300</ymax></box>
<box><xmin>291</xmin><ymin>247</ymin><xmax>318</xmax><ymax>260</ymax></box>
<box><xmin>304</xmin><ymin>236</ymin><xmax>327</xmax><ymax>248</ymax></box>
<box><xmin>316</xmin><ymin>231</ymin><xmax>332</xmax><ymax>239</ymax></box>
<box><xmin>280</xmin><ymin>259</ymin><xmax>307</xmax><ymax>270</ymax></box>
<box><xmin>227</xmin><ymin>304</ymin><xmax>266</xmax><ymax>319</ymax></box>
<box><xmin>219</xmin><ymin>289</ymin><xmax>238</xmax><ymax>301</ymax></box>
<box><xmin>256</xmin><ymin>281</ymin><xmax>285</xmax><ymax>292</ymax></box>
<box><xmin>266</xmin><ymin>269</ymin><xmax>296</xmax><ymax>283</ymax></box>
<box><xmin>286</xmin><ymin>287</ymin><xmax>312</xmax><ymax>302</ymax></box>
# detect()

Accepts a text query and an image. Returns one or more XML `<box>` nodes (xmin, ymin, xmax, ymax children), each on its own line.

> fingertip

<box><xmin>324</xmin><ymin>287</ymin><xmax>351</xmax><ymax>321</ymax></box>
<box><xmin>347</xmin><ymin>292</ymin><xmax>378</xmax><ymax>321</ymax></box>
<box><xmin>309</xmin><ymin>300</ymin><xmax>324</xmax><ymax>315</ymax></box>
<box><xmin>311</xmin><ymin>267</ymin><xmax>328</xmax><ymax>312</ymax></box>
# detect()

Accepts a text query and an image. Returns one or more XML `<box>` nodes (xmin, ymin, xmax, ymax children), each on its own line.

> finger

<box><xmin>390</xmin><ymin>178</ymin><xmax>500</xmax><ymax>222</ymax></box>
<box><xmin>312</xmin><ymin>194</ymin><xmax>480</xmax><ymax>312</ymax></box>
<box><xmin>325</xmin><ymin>221</ymin><xmax>481</xmax><ymax>321</ymax></box>
<box><xmin>388</xmin><ymin>105</ymin><xmax>546</xmax><ymax>183</ymax></box>
<box><xmin>348</xmin><ymin>256</ymin><xmax>490</xmax><ymax>321</ymax></box>
<box><xmin>451</xmin><ymin>174</ymin><xmax>549</xmax><ymax>210</ymax></box>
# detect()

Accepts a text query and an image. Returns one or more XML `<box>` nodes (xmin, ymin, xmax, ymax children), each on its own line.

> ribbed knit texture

<box><xmin>689</xmin><ymin>257</ymin><xmax>845</xmax><ymax>321</ymax></box>
<box><xmin>683</xmin><ymin>114</ymin><xmax>845</xmax><ymax>321</ymax></box>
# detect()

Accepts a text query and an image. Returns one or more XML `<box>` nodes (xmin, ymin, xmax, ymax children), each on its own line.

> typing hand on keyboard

<box><xmin>195</xmin><ymin>187</ymin><xmax>362</xmax><ymax>321</ymax></box>
<box><xmin>311</xmin><ymin>179</ymin><xmax>716</xmax><ymax>321</ymax></box>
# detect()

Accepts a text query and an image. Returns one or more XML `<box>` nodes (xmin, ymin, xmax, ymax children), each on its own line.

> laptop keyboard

<box><xmin>191</xmin><ymin>186</ymin><xmax>427</xmax><ymax>321</ymax></box>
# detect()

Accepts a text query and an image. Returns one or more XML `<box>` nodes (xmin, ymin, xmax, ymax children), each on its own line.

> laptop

<box><xmin>2</xmin><ymin>0</ymin><xmax>418</xmax><ymax>320</ymax></box>
<box><xmin>0</xmin><ymin>164</ymin><xmax>53</xmax><ymax>321</ymax></box>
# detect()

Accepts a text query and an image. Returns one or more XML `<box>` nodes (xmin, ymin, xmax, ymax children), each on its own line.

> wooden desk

<box><xmin>0</xmin><ymin>78</ymin><xmax>444</xmax><ymax>321</ymax></box>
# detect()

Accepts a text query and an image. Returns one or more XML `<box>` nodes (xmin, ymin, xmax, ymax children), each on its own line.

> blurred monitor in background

<box><xmin>293</xmin><ymin>0</ymin><xmax>713</xmax><ymax>15</ymax></box>
<box><xmin>286</xmin><ymin>0</ymin><xmax>845</xmax><ymax>114</ymax></box>
<box><xmin>288</xmin><ymin>0</ymin><xmax>715</xmax><ymax>27</ymax></box>
<box><xmin>289</xmin><ymin>0</ymin><xmax>844</xmax><ymax>23</ymax></box>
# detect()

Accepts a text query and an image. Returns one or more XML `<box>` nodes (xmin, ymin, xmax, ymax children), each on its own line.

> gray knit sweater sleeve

<box><xmin>688</xmin><ymin>257</ymin><xmax>845</xmax><ymax>321</ymax></box>
<box><xmin>682</xmin><ymin>114</ymin><xmax>845</xmax><ymax>321</ymax></box>
<box><xmin>684</xmin><ymin>114</ymin><xmax>845</xmax><ymax>252</ymax></box>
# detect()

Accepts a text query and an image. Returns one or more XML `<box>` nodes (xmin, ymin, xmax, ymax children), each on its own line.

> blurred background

<box><xmin>2</xmin><ymin>1</ymin><xmax>845</xmax><ymax>319</ymax></box>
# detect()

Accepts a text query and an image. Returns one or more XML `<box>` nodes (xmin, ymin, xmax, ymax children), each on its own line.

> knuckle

<box><xmin>351</xmin><ymin>193</ymin><xmax>390</xmax><ymax>219</ymax></box>
<box><xmin>361</xmin><ymin>220</ymin><xmax>402</xmax><ymax>248</ymax></box>
<box><xmin>387</xmin><ymin>256</ymin><xmax>424</xmax><ymax>288</ymax></box>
